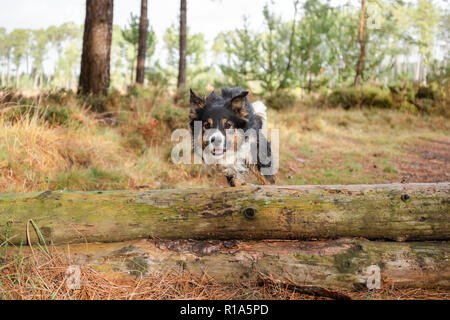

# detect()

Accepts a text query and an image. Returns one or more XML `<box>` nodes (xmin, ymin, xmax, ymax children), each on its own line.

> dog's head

<box><xmin>189</xmin><ymin>88</ymin><xmax>250</xmax><ymax>159</ymax></box>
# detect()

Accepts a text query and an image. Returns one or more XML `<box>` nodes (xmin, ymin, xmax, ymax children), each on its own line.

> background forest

<box><xmin>1</xmin><ymin>0</ymin><xmax>448</xmax><ymax>100</ymax></box>
<box><xmin>0</xmin><ymin>0</ymin><xmax>449</xmax><ymax>193</ymax></box>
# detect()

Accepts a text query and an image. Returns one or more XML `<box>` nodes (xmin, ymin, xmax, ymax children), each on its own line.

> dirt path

<box><xmin>400</xmin><ymin>137</ymin><xmax>450</xmax><ymax>183</ymax></box>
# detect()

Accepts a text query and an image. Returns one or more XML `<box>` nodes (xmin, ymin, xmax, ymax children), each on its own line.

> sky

<box><xmin>0</xmin><ymin>0</ymin><xmax>302</xmax><ymax>43</ymax></box>
<box><xmin>2</xmin><ymin>0</ymin><xmax>448</xmax><ymax>44</ymax></box>
<box><xmin>0</xmin><ymin>0</ymin><xmax>447</xmax><ymax>72</ymax></box>
<box><xmin>0</xmin><ymin>0</ymin><xmax>312</xmax><ymax>72</ymax></box>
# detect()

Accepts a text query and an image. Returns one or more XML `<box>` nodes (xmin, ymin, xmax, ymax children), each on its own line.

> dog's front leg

<box><xmin>226</xmin><ymin>176</ymin><xmax>246</xmax><ymax>187</ymax></box>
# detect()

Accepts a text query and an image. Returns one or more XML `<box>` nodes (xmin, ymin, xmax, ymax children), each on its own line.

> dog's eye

<box><xmin>204</xmin><ymin>122</ymin><xmax>211</xmax><ymax>129</ymax></box>
<box><xmin>224</xmin><ymin>122</ymin><xmax>233</xmax><ymax>129</ymax></box>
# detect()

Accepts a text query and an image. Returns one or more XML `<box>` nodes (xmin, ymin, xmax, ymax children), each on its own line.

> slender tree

<box><xmin>177</xmin><ymin>0</ymin><xmax>187</xmax><ymax>96</ymax></box>
<box><xmin>136</xmin><ymin>0</ymin><xmax>149</xmax><ymax>84</ymax></box>
<box><xmin>9</xmin><ymin>29</ymin><xmax>31</xmax><ymax>88</ymax></box>
<box><xmin>78</xmin><ymin>0</ymin><xmax>114</xmax><ymax>96</ymax></box>
<box><xmin>354</xmin><ymin>0</ymin><xmax>366</xmax><ymax>87</ymax></box>
<box><xmin>280</xmin><ymin>0</ymin><xmax>300</xmax><ymax>89</ymax></box>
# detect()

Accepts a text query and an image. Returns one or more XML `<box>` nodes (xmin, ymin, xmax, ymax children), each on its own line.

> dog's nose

<box><xmin>210</xmin><ymin>135</ymin><xmax>222</xmax><ymax>145</ymax></box>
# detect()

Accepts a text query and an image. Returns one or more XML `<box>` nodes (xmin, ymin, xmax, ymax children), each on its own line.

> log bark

<box><xmin>136</xmin><ymin>0</ymin><xmax>148</xmax><ymax>85</ymax></box>
<box><xmin>177</xmin><ymin>0</ymin><xmax>187</xmax><ymax>94</ymax></box>
<box><xmin>0</xmin><ymin>183</ymin><xmax>448</xmax><ymax>245</ymax></box>
<box><xmin>78</xmin><ymin>0</ymin><xmax>114</xmax><ymax>96</ymax></box>
<box><xmin>8</xmin><ymin>239</ymin><xmax>449</xmax><ymax>290</ymax></box>
<box><xmin>354</xmin><ymin>0</ymin><xmax>366</xmax><ymax>87</ymax></box>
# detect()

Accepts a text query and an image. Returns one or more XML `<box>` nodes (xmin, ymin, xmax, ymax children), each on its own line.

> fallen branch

<box><xmin>257</xmin><ymin>273</ymin><xmax>352</xmax><ymax>300</ymax></box>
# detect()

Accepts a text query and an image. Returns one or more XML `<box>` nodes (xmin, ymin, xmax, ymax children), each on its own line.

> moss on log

<box><xmin>0</xmin><ymin>183</ymin><xmax>448</xmax><ymax>245</ymax></box>
<box><xmin>8</xmin><ymin>239</ymin><xmax>449</xmax><ymax>290</ymax></box>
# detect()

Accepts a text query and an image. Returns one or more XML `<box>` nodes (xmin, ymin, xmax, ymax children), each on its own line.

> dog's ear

<box><xmin>189</xmin><ymin>89</ymin><xmax>206</xmax><ymax>120</ymax></box>
<box><xmin>230</xmin><ymin>91</ymin><xmax>249</xmax><ymax>117</ymax></box>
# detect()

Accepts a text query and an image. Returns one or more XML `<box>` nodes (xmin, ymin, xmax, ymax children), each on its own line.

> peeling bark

<box><xmin>78</xmin><ymin>0</ymin><xmax>114</xmax><ymax>96</ymax></box>
<box><xmin>177</xmin><ymin>0</ymin><xmax>187</xmax><ymax>94</ymax></box>
<box><xmin>8</xmin><ymin>239</ymin><xmax>449</xmax><ymax>290</ymax></box>
<box><xmin>136</xmin><ymin>0</ymin><xmax>148</xmax><ymax>85</ymax></box>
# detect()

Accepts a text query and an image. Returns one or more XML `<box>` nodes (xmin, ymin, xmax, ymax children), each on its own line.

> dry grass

<box><xmin>1</xmin><ymin>247</ymin><xmax>448</xmax><ymax>300</ymax></box>
<box><xmin>1</xmin><ymin>88</ymin><xmax>449</xmax><ymax>193</ymax></box>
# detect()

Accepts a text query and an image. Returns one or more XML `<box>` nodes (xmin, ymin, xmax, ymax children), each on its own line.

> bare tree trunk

<box><xmin>0</xmin><ymin>68</ymin><xmax>4</xmax><ymax>87</ymax></box>
<box><xmin>415</xmin><ymin>55</ymin><xmax>422</xmax><ymax>83</ymax></box>
<box><xmin>354</xmin><ymin>0</ymin><xmax>366</xmax><ymax>87</ymax></box>
<box><xmin>33</xmin><ymin>73</ymin><xmax>39</xmax><ymax>89</ymax></box>
<box><xmin>177</xmin><ymin>0</ymin><xmax>187</xmax><ymax>98</ymax></box>
<box><xmin>78</xmin><ymin>0</ymin><xmax>114</xmax><ymax>96</ymax></box>
<box><xmin>136</xmin><ymin>0</ymin><xmax>148</xmax><ymax>85</ymax></box>
<box><xmin>6</xmin><ymin>53</ymin><xmax>10</xmax><ymax>87</ymax></box>
<box><xmin>15</xmin><ymin>67</ymin><xmax>19</xmax><ymax>88</ymax></box>
<box><xmin>280</xmin><ymin>0</ymin><xmax>299</xmax><ymax>90</ymax></box>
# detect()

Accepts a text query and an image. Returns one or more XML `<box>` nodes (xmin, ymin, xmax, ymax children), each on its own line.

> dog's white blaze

<box><xmin>203</xmin><ymin>130</ymin><xmax>227</xmax><ymax>164</ymax></box>
<box><xmin>252</xmin><ymin>101</ymin><xmax>267</xmax><ymax>130</ymax></box>
<box><xmin>209</xmin><ymin>131</ymin><xmax>225</xmax><ymax>150</ymax></box>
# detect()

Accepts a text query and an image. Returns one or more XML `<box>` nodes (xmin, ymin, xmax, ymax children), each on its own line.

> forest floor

<box><xmin>0</xmin><ymin>88</ymin><xmax>449</xmax><ymax>193</ymax></box>
<box><xmin>0</xmin><ymin>88</ymin><xmax>449</xmax><ymax>300</ymax></box>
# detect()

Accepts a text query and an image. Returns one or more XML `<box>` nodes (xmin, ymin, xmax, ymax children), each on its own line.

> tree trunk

<box><xmin>0</xmin><ymin>68</ymin><xmax>4</xmax><ymax>87</ymax></box>
<box><xmin>15</xmin><ymin>67</ymin><xmax>19</xmax><ymax>88</ymax></box>
<box><xmin>136</xmin><ymin>0</ymin><xmax>149</xmax><ymax>85</ymax></box>
<box><xmin>33</xmin><ymin>73</ymin><xmax>39</xmax><ymax>89</ymax></box>
<box><xmin>177</xmin><ymin>0</ymin><xmax>187</xmax><ymax>96</ymax></box>
<box><xmin>1</xmin><ymin>183</ymin><xmax>448</xmax><ymax>245</ymax></box>
<box><xmin>6</xmin><ymin>53</ymin><xmax>11</xmax><ymax>87</ymax></box>
<box><xmin>354</xmin><ymin>0</ymin><xmax>366</xmax><ymax>87</ymax></box>
<box><xmin>9</xmin><ymin>239</ymin><xmax>448</xmax><ymax>290</ymax></box>
<box><xmin>78</xmin><ymin>0</ymin><xmax>114</xmax><ymax>96</ymax></box>
<box><xmin>415</xmin><ymin>54</ymin><xmax>422</xmax><ymax>83</ymax></box>
<box><xmin>279</xmin><ymin>0</ymin><xmax>299</xmax><ymax>90</ymax></box>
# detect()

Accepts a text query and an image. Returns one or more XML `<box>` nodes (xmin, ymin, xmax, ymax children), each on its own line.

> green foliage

<box><xmin>151</xmin><ymin>102</ymin><xmax>188</xmax><ymax>130</ymax></box>
<box><xmin>328</xmin><ymin>87</ymin><xmax>362</xmax><ymax>110</ymax></box>
<box><xmin>327</xmin><ymin>82</ymin><xmax>448</xmax><ymax>115</ymax></box>
<box><xmin>328</xmin><ymin>86</ymin><xmax>392</xmax><ymax>109</ymax></box>
<box><xmin>216</xmin><ymin>19</ymin><xmax>260</xmax><ymax>88</ymax></box>
<box><xmin>51</xmin><ymin>167</ymin><xmax>126</xmax><ymax>191</ymax></box>
<box><xmin>119</xmin><ymin>13</ymin><xmax>157</xmax><ymax>84</ymax></box>
<box><xmin>264</xmin><ymin>89</ymin><xmax>298</xmax><ymax>110</ymax></box>
<box><xmin>3</xmin><ymin>103</ymin><xmax>72</xmax><ymax>127</ymax></box>
<box><xmin>0</xmin><ymin>0</ymin><xmax>447</xmax><ymax>103</ymax></box>
<box><xmin>163</xmin><ymin>25</ymin><xmax>212</xmax><ymax>89</ymax></box>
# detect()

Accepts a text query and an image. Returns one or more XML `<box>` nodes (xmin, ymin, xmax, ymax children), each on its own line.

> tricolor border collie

<box><xmin>189</xmin><ymin>87</ymin><xmax>276</xmax><ymax>186</ymax></box>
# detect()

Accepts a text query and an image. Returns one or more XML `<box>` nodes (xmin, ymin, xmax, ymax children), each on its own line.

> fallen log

<box><xmin>7</xmin><ymin>239</ymin><xmax>449</xmax><ymax>290</ymax></box>
<box><xmin>0</xmin><ymin>183</ymin><xmax>448</xmax><ymax>244</ymax></box>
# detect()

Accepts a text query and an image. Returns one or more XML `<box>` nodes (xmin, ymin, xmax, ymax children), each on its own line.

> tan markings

<box><xmin>231</xmin><ymin>99</ymin><xmax>248</xmax><ymax>118</ymax></box>
<box><xmin>233</xmin><ymin>178</ymin><xmax>247</xmax><ymax>187</ymax></box>
<box><xmin>249</xmin><ymin>164</ymin><xmax>274</xmax><ymax>185</ymax></box>
<box><xmin>231</xmin><ymin>99</ymin><xmax>242</xmax><ymax>111</ymax></box>
<box><xmin>222</xmin><ymin>118</ymin><xmax>234</xmax><ymax>129</ymax></box>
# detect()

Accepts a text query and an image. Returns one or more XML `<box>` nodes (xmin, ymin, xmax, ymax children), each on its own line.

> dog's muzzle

<box><xmin>208</xmin><ymin>131</ymin><xmax>226</xmax><ymax>156</ymax></box>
